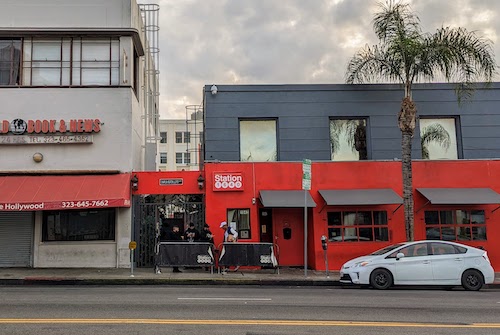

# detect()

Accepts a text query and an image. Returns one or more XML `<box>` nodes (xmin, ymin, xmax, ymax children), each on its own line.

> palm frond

<box><xmin>420</xmin><ymin>123</ymin><xmax>451</xmax><ymax>159</ymax></box>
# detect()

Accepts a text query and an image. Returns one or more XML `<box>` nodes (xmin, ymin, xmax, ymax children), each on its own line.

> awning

<box><xmin>417</xmin><ymin>188</ymin><xmax>500</xmax><ymax>205</ymax></box>
<box><xmin>260</xmin><ymin>190</ymin><xmax>316</xmax><ymax>208</ymax></box>
<box><xmin>0</xmin><ymin>174</ymin><xmax>131</xmax><ymax>211</ymax></box>
<box><xmin>319</xmin><ymin>189</ymin><xmax>403</xmax><ymax>206</ymax></box>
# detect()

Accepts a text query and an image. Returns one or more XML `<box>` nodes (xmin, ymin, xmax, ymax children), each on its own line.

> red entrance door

<box><xmin>273</xmin><ymin>208</ymin><xmax>304</xmax><ymax>266</ymax></box>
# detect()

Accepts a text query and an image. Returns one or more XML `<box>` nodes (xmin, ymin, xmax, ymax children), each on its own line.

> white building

<box><xmin>0</xmin><ymin>0</ymin><xmax>159</xmax><ymax>268</ymax></box>
<box><xmin>158</xmin><ymin>107</ymin><xmax>203</xmax><ymax>171</ymax></box>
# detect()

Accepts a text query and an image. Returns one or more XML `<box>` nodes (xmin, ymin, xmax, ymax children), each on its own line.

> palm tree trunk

<box><xmin>399</xmin><ymin>96</ymin><xmax>417</xmax><ymax>241</ymax></box>
<box><xmin>401</xmin><ymin>131</ymin><xmax>414</xmax><ymax>241</ymax></box>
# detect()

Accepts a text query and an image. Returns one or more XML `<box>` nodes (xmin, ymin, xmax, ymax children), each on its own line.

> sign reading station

<box><xmin>213</xmin><ymin>172</ymin><xmax>244</xmax><ymax>191</ymax></box>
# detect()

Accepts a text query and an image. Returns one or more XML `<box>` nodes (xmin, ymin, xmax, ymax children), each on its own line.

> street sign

<box><xmin>129</xmin><ymin>241</ymin><xmax>137</xmax><ymax>250</ymax></box>
<box><xmin>302</xmin><ymin>159</ymin><xmax>312</xmax><ymax>190</ymax></box>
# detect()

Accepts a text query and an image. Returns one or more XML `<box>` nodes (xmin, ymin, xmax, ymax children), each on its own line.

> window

<box><xmin>330</xmin><ymin>119</ymin><xmax>367</xmax><ymax>161</ymax></box>
<box><xmin>42</xmin><ymin>209</ymin><xmax>115</xmax><ymax>241</ymax></box>
<box><xmin>425</xmin><ymin>210</ymin><xmax>486</xmax><ymax>241</ymax></box>
<box><xmin>175</xmin><ymin>152</ymin><xmax>190</xmax><ymax>165</ymax></box>
<box><xmin>175</xmin><ymin>132</ymin><xmax>183</xmax><ymax>143</ymax></box>
<box><xmin>160</xmin><ymin>132</ymin><xmax>167</xmax><ymax>143</ymax></box>
<box><xmin>388</xmin><ymin>243</ymin><xmax>429</xmax><ymax>258</ymax></box>
<box><xmin>227</xmin><ymin>208</ymin><xmax>251</xmax><ymax>239</ymax></box>
<box><xmin>22</xmin><ymin>37</ymin><xmax>119</xmax><ymax>86</ymax></box>
<box><xmin>184</xmin><ymin>132</ymin><xmax>191</xmax><ymax>143</ymax></box>
<box><xmin>0</xmin><ymin>39</ymin><xmax>21</xmax><ymax>85</ymax></box>
<box><xmin>419</xmin><ymin>118</ymin><xmax>458</xmax><ymax>159</ymax></box>
<box><xmin>327</xmin><ymin>210</ymin><xmax>388</xmax><ymax>242</ymax></box>
<box><xmin>160</xmin><ymin>152</ymin><xmax>167</xmax><ymax>164</ymax></box>
<box><xmin>240</xmin><ymin>119</ymin><xmax>277</xmax><ymax>161</ymax></box>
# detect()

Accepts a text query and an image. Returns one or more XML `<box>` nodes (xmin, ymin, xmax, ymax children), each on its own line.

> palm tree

<box><xmin>420</xmin><ymin>123</ymin><xmax>451</xmax><ymax>159</ymax></box>
<box><xmin>346</xmin><ymin>0</ymin><xmax>496</xmax><ymax>241</ymax></box>
<box><xmin>330</xmin><ymin>119</ymin><xmax>367</xmax><ymax>160</ymax></box>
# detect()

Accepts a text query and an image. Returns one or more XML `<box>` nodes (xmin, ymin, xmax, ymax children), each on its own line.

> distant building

<box><xmin>158</xmin><ymin>107</ymin><xmax>203</xmax><ymax>171</ymax></box>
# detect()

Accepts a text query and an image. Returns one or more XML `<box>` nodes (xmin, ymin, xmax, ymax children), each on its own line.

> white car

<box><xmin>339</xmin><ymin>240</ymin><xmax>495</xmax><ymax>291</ymax></box>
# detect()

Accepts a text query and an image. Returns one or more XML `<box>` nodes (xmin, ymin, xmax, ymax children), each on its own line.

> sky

<box><xmin>139</xmin><ymin>0</ymin><xmax>500</xmax><ymax>119</ymax></box>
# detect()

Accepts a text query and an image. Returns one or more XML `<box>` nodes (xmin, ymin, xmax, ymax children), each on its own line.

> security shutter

<box><xmin>0</xmin><ymin>212</ymin><xmax>34</xmax><ymax>267</ymax></box>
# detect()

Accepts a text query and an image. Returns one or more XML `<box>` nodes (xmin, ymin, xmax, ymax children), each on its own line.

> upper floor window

<box><xmin>419</xmin><ymin>118</ymin><xmax>458</xmax><ymax>159</ymax></box>
<box><xmin>330</xmin><ymin>119</ymin><xmax>367</xmax><ymax>161</ymax></box>
<box><xmin>184</xmin><ymin>131</ymin><xmax>191</xmax><ymax>143</ymax></box>
<box><xmin>160</xmin><ymin>132</ymin><xmax>167</xmax><ymax>143</ymax></box>
<box><xmin>160</xmin><ymin>152</ymin><xmax>167</xmax><ymax>164</ymax></box>
<box><xmin>175</xmin><ymin>132</ymin><xmax>183</xmax><ymax>143</ymax></box>
<box><xmin>425</xmin><ymin>210</ymin><xmax>486</xmax><ymax>241</ymax></box>
<box><xmin>22</xmin><ymin>37</ymin><xmax>119</xmax><ymax>86</ymax></box>
<box><xmin>175</xmin><ymin>152</ymin><xmax>190</xmax><ymax>164</ymax></box>
<box><xmin>0</xmin><ymin>39</ymin><xmax>21</xmax><ymax>85</ymax></box>
<box><xmin>328</xmin><ymin>210</ymin><xmax>388</xmax><ymax>242</ymax></box>
<box><xmin>240</xmin><ymin>119</ymin><xmax>277</xmax><ymax>162</ymax></box>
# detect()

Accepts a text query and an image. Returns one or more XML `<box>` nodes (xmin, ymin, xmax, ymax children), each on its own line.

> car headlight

<box><xmin>354</xmin><ymin>261</ymin><xmax>371</xmax><ymax>267</ymax></box>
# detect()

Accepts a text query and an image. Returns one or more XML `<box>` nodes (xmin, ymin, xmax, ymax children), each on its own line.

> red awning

<box><xmin>0</xmin><ymin>174</ymin><xmax>131</xmax><ymax>211</ymax></box>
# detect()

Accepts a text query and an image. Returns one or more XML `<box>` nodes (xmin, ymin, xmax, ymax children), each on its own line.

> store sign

<box><xmin>0</xmin><ymin>199</ymin><xmax>129</xmax><ymax>211</ymax></box>
<box><xmin>0</xmin><ymin>118</ymin><xmax>101</xmax><ymax>145</ymax></box>
<box><xmin>159</xmin><ymin>178</ymin><xmax>183</xmax><ymax>185</ymax></box>
<box><xmin>213</xmin><ymin>172</ymin><xmax>244</xmax><ymax>191</ymax></box>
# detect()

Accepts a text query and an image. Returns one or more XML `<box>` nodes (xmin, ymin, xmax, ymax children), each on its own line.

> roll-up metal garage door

<box><xmin>0</xmin><ymin>212</ymin><xmax>34</xmax><ymax>267</ymax></box>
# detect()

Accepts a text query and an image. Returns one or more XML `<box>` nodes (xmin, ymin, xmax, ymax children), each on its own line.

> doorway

<box><xmin>273</xmin><ymin>208</ymin><xmax>304</xmax><ymax>266</ymax></box>
<box><xmin>259</xmin><ymin>208</ymin><xmax>273</xmax><ymax>243</ymax></box>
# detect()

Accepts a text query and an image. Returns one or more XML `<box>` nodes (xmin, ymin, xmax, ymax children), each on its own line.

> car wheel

<box><xmin>370</xmin><ymin>268</ymin><xmax>393</xmax><ymax>290</ymax></box>
<box><xmin>461</xmin><ymin>269</ymin><xmax>483</xmax><ymax>291</ymax></box>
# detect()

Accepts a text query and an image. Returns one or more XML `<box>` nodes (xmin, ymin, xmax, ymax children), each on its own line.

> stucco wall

<box><xmin>0</xmin><ymin>88</ymin><xmax>136</xmax><ymax>173</ymax></box>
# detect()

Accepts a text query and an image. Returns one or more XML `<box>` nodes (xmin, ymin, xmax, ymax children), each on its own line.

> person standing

<box><xmin>220</xmin><ymin>221</ymin><xmax>238</xmax><ymax>242</ymax></box>
<box><xmin>184</xmin><ymin>222</ymin><xmax>200</xmax><ymax>242</ymax></box>
<box><xmin>166</xmin><ymin>225</ymin><xmax>183</xmax><ymax>273</ymax></box>
<box><xmin>219</xmin><ymin>221</ymin><xmax>239</xmax><ymax>273</ymax></box>
<box><xmin>199</xmin><ymin>223</ymin><xmax>214</xmax><ymax>243</ymax></box>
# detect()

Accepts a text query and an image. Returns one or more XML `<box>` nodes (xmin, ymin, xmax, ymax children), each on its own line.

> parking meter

<box><xmin>321</xmin><ymin>235</ymin><xmax>329</xmax><ymax>278</ymax></box>
<box><xmin>321</xmin><ymin>235</ymin><xmax>328</xmax><ymax>251</ymax></box>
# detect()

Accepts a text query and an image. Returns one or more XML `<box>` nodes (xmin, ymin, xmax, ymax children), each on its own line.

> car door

<box><xmin>391</xmin><ymin>243</ymin><xmax>433</xmax><ymax>283</ymax></box>
<box><xmin>430</xmin><ymin>242</ymin><xmax>464</xmax><ymax>282</ymax></box>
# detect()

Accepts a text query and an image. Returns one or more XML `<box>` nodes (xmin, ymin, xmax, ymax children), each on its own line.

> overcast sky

<box><xmin>141</xmin><ymin>0</ymin><xmax>500</xmax><ymax>119</ymax></box>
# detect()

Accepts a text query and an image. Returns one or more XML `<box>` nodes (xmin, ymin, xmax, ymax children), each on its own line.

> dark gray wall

<box><xmin>203</xmin><ymin>83</ymin><xmax>500</xmax><ymax>162</ymax></box>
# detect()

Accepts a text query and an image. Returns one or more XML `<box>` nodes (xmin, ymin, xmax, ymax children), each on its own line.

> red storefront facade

<box><xmin>133</xmin><ymin>160</ymin><xmax>500</xmax><ymax>271</ymax></box>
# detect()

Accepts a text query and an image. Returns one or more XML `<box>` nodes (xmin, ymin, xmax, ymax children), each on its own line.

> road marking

<box><xmin>0</xmin><ymin>319</ymin><xmax>499</xmax><ymax>328</ymax></box>
<box><xmin>177</xmin><ymin>298</ymin><xmax>272</xmax><ymax>301</ymax></box>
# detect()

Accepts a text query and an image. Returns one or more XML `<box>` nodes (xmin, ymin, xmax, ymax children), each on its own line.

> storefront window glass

<box><xmin>329</xmin><ymin>119</ymin><xmax>367</xmax><ymax>161</ymax></box>
<box><xmin>425</xmin><ymin>209</ymin><xmax>486</xmax><ymax>241</ymax></box>
<box><xmin>227</xmin><ymin>208</ymin><xmax>251</xmax><ymax>239</ymax></box>
<box><xmin>42</xmin><ymin>209</ymin><xmax>115</xmax><ymax>241</ymax></box>
<box><xmin>239</xmin><ymin>120</ymin><xmax>277</xmax><ymax>162</ymax></box>
<box><xmin>328</xmin><ymin>210</ymin><xmax>388</xmax><ymax>242</ymax></box>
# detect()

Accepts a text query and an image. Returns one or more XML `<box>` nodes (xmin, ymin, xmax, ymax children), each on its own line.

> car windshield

<box><xmin>370</xmin><ymin>243</ymin><xmax>405</xmax><ymax>255</ymax></box>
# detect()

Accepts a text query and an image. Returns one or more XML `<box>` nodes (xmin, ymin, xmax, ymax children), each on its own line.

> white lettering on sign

<box><xmin>0</xmin><ymin>203</ymin><xmax>45</xmax><ymax>211</ymax></box>
<box><xmin>213</xmin><ymin>172</ymin><xmax>244</xmax><ymax>191</ymax></box>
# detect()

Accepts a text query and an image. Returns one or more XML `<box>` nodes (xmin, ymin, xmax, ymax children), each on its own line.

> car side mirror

<box><xmin>396</xmin><ymin>252</ymin><xmax>405</xmax><ymax>260</ymax></box>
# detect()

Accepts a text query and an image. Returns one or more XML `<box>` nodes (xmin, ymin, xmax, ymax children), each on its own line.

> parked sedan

<box><xmin>339</xmin><ymin>240</ymin><xmax>495</xmax><ymax>290</ymax></box>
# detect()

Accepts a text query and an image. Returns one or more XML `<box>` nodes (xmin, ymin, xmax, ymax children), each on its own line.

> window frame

<box><xmin>327</xmin><ymin>209</ymin><xmax>389</xmax><ymax>242</ymax></box>
<box><xmin>160</xmin><ymin>131</ymin><xmax>167</xmax><ymax>143</ymax></box>
<box><xmin>0</xmin><ymin>38</ymin><xmax>22</xmax><ymax>86</ymax></box>
<box><xmin>42</xmin><ymin>208</ymin><xmax>116</xmax><ymax>242</ymax></box>
<box><xmin>160</xmin><ymin>152</ymin><xmax>167</xmax><ymax>164</ymax></box>
<box><xmin>329</xmin><ymin>117</ymin><xmax>369</xmax><ymax>161</ymax></box>
<box><xmin>227</xmin><ymin>208</ymin><xmax>251</xmax><ymax>240</ymax></box>
<box><xmin>418</xmin><ymin>116</ymin><xmax>462</xmax><ymax>159</ymax></box>
<box><xmin>175</xmin><ymin>132</ymin><xmax>183</xmax><ymax>143</ymax></box>
<box><xmin>424</xmin><ymin>209</ymin><xmax>487</xmax><ymax>241</ymax></box>
<box><xmin>239</xmin><ymin>118</ymin><xmax>278</xmax><ymax>162</ymax></box>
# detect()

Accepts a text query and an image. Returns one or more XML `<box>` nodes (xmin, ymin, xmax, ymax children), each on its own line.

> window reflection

<box><xmin>419</xmin><ymin>118</ymin><xmax>458</xmax><ymax>159</ymax></box>
<box><xmin>330</xmin><ymin>119</ymin><xmax>367</xmax><ymax>161</ymax></box>
<box><xmin>240</xmin><ymin>120</ymin><xmax>277</xmax><ymax>162</ymax></box>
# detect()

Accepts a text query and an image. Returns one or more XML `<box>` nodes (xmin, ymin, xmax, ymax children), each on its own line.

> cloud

<box><xmin>138</xmin><ymin>0</ymin><xmax>500</xmax><ymax>118</ymax></box>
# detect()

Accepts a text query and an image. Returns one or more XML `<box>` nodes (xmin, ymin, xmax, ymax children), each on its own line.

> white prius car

<box><xmin>339</xmin><ymin>240</ymin><xmax>495</xmax><ymax>290</ymax></box>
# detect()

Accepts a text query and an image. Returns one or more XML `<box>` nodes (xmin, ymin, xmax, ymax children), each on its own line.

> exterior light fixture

<box><xmin>197</xmin><ymin>174</ymin><xmax>205</xmax><ymax>190</ymax></box>
<box><xmin>131</xmin><ymin>174</ymin><xmax>139</xmax><ymax>191</ymax></box>
<box><xmin>33</xmin><ymin>152</ymin><xmax>43</xmax><ymax>163</ymax></box>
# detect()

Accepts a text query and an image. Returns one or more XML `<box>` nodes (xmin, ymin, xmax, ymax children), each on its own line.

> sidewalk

<box><xmin>0</xmin><ymin>267</ymin><xmax>499</xmax><ymax>288</ymax></box>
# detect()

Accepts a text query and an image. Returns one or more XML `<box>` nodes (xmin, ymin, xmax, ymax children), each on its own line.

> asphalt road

<box><xmin>0</xmin><ymin>285</ymin><xmax>499</xmax><ymax>335</ymax></box>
